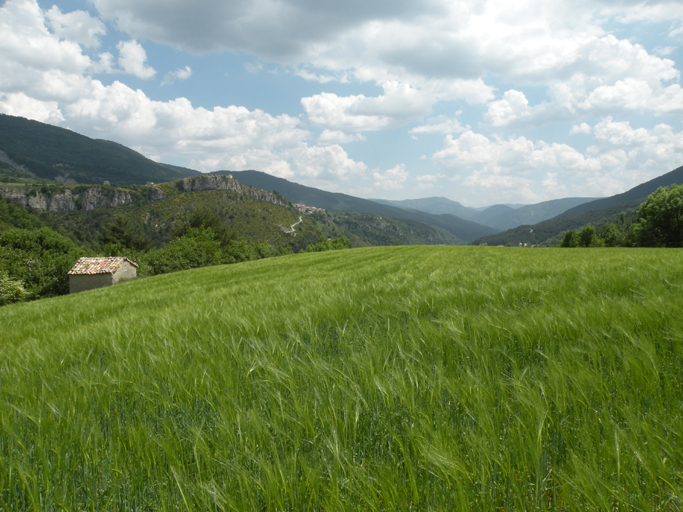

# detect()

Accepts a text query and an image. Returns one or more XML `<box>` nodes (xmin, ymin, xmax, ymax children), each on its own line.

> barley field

<box><xmin>1</xmin><ymin>246</ymin><xmax>682</xmax><ymax>511</ymax></box>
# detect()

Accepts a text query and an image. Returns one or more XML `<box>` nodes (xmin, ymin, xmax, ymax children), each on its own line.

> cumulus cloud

<box><xmin>161</xmin><ymin>66</ymin><xmax>192</xmax><ymax>86</ymax></box>
<box><xmin>570</xmin><ymin>122</ymin><xmax>592</xmax><ymax>135</ymax></box>
<box><xmin>116</xmin><ymin>40</ymin><xmax>156</xmax><ymax>79</ymax></box>
<box><xmin>45</xmin><ymin>6</ymin><xmax>106</xmax><ymax>48</ymax></box>
<box><xmin>410</xmin><ymin>115</ymin><xmax>464</xmax><ymax>135</ymax></box>
<box><xmin>429</xmin><ymin>119</ymin><xmax>683</xmax><ymax>202</ymax></box>
<box><xmin>373</xmin><ymin>164</ymin><xmax>408</xmax><ymax>190</ymax></box>
<box><xmin>317</xmin><ymin>130</ymin><xmax>366</xmax><ymax>145</ymax></box>
<box><xmin>302</xmin><ymin>81</ymin><xmax>433</xmax><ymax>131</ymax></box>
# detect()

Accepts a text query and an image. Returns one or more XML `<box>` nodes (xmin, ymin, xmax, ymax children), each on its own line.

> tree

<box><xmin>559</xmin><ymin>231</ymin><xmax>576</xmax><ymax>247</ymax></box>
<box><xmin>100</xmin><ymin>216</ymin><xmax>151</xmax><ymax>252</ymax></box>
<box><xmin>174</xmin><ymin>207</ymin><xmax>234</xmax><ymax>247</ymax></box>
<box><xmin>577</xmin><ymin>226</ymin><xmax>596</xmax><ymax>247</ymax></box>
<box><xmin>633</xmin><ymin>184</ymin><xmax>683</xmax><ymax>247</ymax></box>
<box><xmin>600</xmin><ymin>223</ymin><xmax>623</xmax><ymax>247</ymax></box>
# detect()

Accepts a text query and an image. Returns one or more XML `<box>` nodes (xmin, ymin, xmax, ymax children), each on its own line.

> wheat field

<box><xmin>1</xmin><ymin>246</ymin><xmax>682</xmax><ymax>510</ymax></box>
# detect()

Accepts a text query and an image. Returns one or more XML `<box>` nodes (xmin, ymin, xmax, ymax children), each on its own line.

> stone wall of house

<box><xmin>69</xmin><ymin>273</ymin><xmax>113</xmax><ymax>294</ymax></box>
<box><xmin>112</xmin><ymin>262</ymin><xmax>137</xmax><ymax>284</ymax></box>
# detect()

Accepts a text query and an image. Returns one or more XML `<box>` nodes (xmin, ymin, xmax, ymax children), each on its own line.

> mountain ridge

<box><xmin>0</xmin><ymin>114</ymin><xmax>199</xmax><ymax>186</ymax></box>
<box><xmin>219</xmin><ymin>170</ymin><xmax>501</xmax><ymax>243</ymax></box>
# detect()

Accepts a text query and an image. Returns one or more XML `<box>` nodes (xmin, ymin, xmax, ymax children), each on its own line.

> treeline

<box><xmin>0</xmin><ymin>202</ymin><xmax>350</xmax><ymax>306</ymax></box>
<box><xmin>559</xmin><ymin>184</ymin><xmax>683</xmax><ymax>248</ymax></box>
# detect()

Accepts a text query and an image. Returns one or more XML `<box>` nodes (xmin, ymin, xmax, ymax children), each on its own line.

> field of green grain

<box><xmin>1</xmin><ymin>246</ymin><xmax>682</xmax><ymax>511</ymax></box>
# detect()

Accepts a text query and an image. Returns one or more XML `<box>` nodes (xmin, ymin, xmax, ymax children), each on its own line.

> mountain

<box><xmin>370</xmin><ymin>197</ymin><xmax>479</xmax><ymax>219</ymax></box>
<box><xmin>559</xmin><ymin>165</ymin><xmax>683</xmax><ymax>217</ymax></box>
<box><xmin>471</xmin><ymin>204</ymin><xmax>516</xmax><ymax>226</ymax></box>
<box><xmin>471</xmin><ymin>199</ymin><xmax>643</xmax><ymax>247</ymax></box>
<box><xmin>471</xmin><ymin>165</ymin><xmax>683</xmax><ymax>246</ymax></box>
<box><xmin>221</xmin><ymin>170</ymin><xmax>501</xmax><ymax>243</ymax></box>
<box><xmin>477</xmin><ymin>197</ymin><xmax>597</xmax><ymax>230</ymax></box>
<box><xmin>370</xmin><ymin>195</ymin><xmax>596</xmax><ymax>231</ymax></box>
<box><xmin>0</xmin><ymin>114</ymin><xmax>199</xmax><ymax>186</ymax></box>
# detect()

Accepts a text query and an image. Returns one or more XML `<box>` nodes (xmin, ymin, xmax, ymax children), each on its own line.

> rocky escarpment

<box><xmin>1</xmin><ymin>174</ymin><xmax>288</xmax><ymax>213</ymax></box>
<box><xmin>0</xmin><ymin>186</ymin><xmax>134</xmax><ymax>211</ymax></box>
<box><xmin>177</xmin><ymin>174</ymin><xmax>289</xmax><ymax>208</ymax></box>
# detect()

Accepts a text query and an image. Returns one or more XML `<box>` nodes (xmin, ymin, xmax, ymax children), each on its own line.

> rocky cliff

<box><xmin>0</xmin><ymin>186</ymin><xmax>134</xmax><ymax>211</ymax></box>
<box><xmin>0</xmin><ymin>174</ymin><xmax>288</xmax><ymax>212</ymax></box>
<box><xmin>177</xmin><ymin>174</ymin><xmax>289</xmax><ymax>208</ymax></box>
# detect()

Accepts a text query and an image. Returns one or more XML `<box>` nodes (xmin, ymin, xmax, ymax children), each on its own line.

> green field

<box><xmin>1</xmin><ymin>247</ymin><xmax>682</xmax><ymax>510</ymax></box>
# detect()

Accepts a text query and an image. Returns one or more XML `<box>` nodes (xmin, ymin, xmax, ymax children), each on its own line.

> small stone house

<box><xmin>68</xmin><ymin>257</ymin><xmax>138</xmax><ymax>294</ymax></box>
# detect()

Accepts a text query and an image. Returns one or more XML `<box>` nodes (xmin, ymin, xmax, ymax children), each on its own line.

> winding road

<box><xmin>284</xmin><ymin>216</ymin><xmax>303</xmax><ymax>236</ymax></box>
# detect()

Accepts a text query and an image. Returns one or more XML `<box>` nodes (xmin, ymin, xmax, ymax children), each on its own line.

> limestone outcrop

<box><xmin>0</xmin><ymin>186</ymin><xmax>133</xmax><ymax>211</ymax></box>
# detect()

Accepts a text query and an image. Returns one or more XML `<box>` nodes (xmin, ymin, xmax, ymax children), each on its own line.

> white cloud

<box><xmin>373</xmin><ymin>164</ymin><xmax>408</xmax><ymax>190</ymax></box>
<box><xmin>116</xmin><ymin>40</ymin><xmax>156</xmax><ymax>79</ymax></box>
<box><xmin>570</xmin><ymin>122</ymin><xmax>591</xmax><ymax>135</ymax></box>
<box><xmin>161</xmin><ymin>66</ymin><xmax>192</xmax><ymax>86</ymax></box>
<box><xmin>428</xmin><ymin>118</ymin><xmax>683</xmax><ymax>203</ymax></box>
<box><xmin>410</xmin><ymin>115</ymin><xmax>464</xmax><ymax>135</ymax></box>
<box><xmin>317</xmin><ymin>130</ymin><xmax>366</xmax><ymax>145</ymax></box>
<box><xmin>0</xmin><ymin>92</ymin><xmax>63</xmax><ymax>123</ymax></box>
<box><xmin>302</xmin><ymin>80</ymin><xmax>433</xmax><ymax>131</ymax></box>
<box><xmin>45</xmin><ymin>6</ymin><xmax>106</xmax><ymax>48</ymax></box>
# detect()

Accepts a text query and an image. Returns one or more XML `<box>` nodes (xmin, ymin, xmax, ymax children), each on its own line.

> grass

<box><xmin>1</xmin><ymin>246</ymin><xmax>682</xmax><ymax>510</ymax></box>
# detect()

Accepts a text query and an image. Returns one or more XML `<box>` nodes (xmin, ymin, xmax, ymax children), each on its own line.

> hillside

<box><xmin>370</xmin><ymin>196</ymin><xmax>479</xmax><ymax>219</ymax></box>
<box><xmin>0</xmin><ymin>114</ymin><xmax>198</xmax><ymax>186</ymax></box>
<box><xmin>559</xmin><ymin>164</ymin><xmax>683</xmax><ymax>217</ymax></box>
<box><xmin>478</xmin><ymin>197</ymin><xmax>598</xmax><ymax>230</ymax></box>
<box><xmin>471</xmin><ymin>198</ymin><xmax>643</xmax><ymax>246</ymax></box>
<box><xmin>1</xmin><ymin>246</ymin><xmax>682</xmax><ymax>509</ymax></box>
<box><xmin>471</xmin><ymin>165</ymin><xmax>683</xmax><ymax>245</ymax></box>
<box><xmin>223</xmin><ymin>170</ymin><xmax>500</xmax><ymax>242</ymax></box>
<box><xmin>1</xmin><ymin>174</ymin><xmax>460</xmax><ymax>250</ymax></box>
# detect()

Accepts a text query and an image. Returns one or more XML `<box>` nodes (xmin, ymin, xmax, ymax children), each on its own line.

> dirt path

<box><xmin>284</xmin><ymin>216</ymin><xmax>303</xmax><ymax>236</ymax></box>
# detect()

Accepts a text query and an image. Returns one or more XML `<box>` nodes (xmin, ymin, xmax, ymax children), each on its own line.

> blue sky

<box><xmin>2</xmin><ymin>0</ymin><xmax>683</xmax><ymax>205</ymax></box>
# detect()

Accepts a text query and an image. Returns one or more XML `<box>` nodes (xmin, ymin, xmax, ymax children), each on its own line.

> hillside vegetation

<box><xmin>1</xmin><ymin>247</ymin><xmax>682</xmax><ymax>510</ymax></box>
<box><xmin>0</xmin><ymin>114</ymin><xmax>199</xmax><ymax>186</ymax></box>
<box><xmin>225</xmin><ymin>170</ymin><xmax>499</xmax><ymax>242</ymax></box>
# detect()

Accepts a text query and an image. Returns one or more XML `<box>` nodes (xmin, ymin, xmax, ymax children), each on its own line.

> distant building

<box><xmin>67</xmin><ymin>257</ymin><xmax>138</xmax><ymax>294</ymax></box>
<box><xmin>294</xmin><ymin>203</ymin><xmax>326</xmax><ymax>214</ymax></box>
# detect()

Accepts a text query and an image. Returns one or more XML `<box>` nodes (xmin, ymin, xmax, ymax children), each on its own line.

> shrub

<box><xmin>0</xmin><ymin>227</ymin><xmax>84</xmax><ymax>299</ymax></box>
<box><xmin>305</xmin><ymin>236</ymin><xmax>352</xmax><ymax>252</ymax></box>
<box><xmin>0</xmin><ymin>271</ymin><xmax>28</xmax><ymax>306</ymax></box>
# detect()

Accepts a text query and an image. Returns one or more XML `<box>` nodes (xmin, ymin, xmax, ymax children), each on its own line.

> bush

<box><xmin>305</xmin><ymin>236</ymin><xmax>352</xmax><ymax>252</ymax></box>
<box><xmin>0</xmin><ymin>271</ymin><xmax>28</xmax><ymax>306</ymax></box>
<box><xmin>143</xmin><ymin>228</ymin><xmax>222</xmax><ymax>275</ymax></box>
<box><xmin>0</xmin><ymin>227</ymin><xmax>84</xmax><ymax>299</ymax></box>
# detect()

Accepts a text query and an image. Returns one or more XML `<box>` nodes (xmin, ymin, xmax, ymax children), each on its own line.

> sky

<box><xmin>2</xmin><ymin>0</ymin><xmax>683</xmax><ymax>206</ymax></box>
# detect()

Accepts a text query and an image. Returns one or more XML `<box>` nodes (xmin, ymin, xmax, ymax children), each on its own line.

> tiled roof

<box><xmin>68</xmin><ymin>257</ymin><xmax>139</xmax><ymax>275</ymax></box>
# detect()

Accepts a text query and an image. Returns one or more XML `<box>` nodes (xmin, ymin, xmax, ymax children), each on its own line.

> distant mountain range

<box><xmin>0</xmin><ymin>114</ymin><xmax>199</xmax><ymax>186</ymax></box>
<box><xmin>220</xmin><ymin>171</ymin><xmax>500</xmax><ymax>243</ymax></box>
<box><xmin>372</xmin><ymin>196</ymin><xmax>597</xmax><ymax>230</ymax></box>
<box><xmin>472</xmin><ymin>164</ymin><xmax>683</xmax><ymax>246</ymax></box>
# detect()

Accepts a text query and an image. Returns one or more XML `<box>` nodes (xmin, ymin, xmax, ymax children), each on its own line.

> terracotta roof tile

<box><xmin>68</xmin><ymin>257</ymin><xmax>139</xmax><ymax>275</ymax></box>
